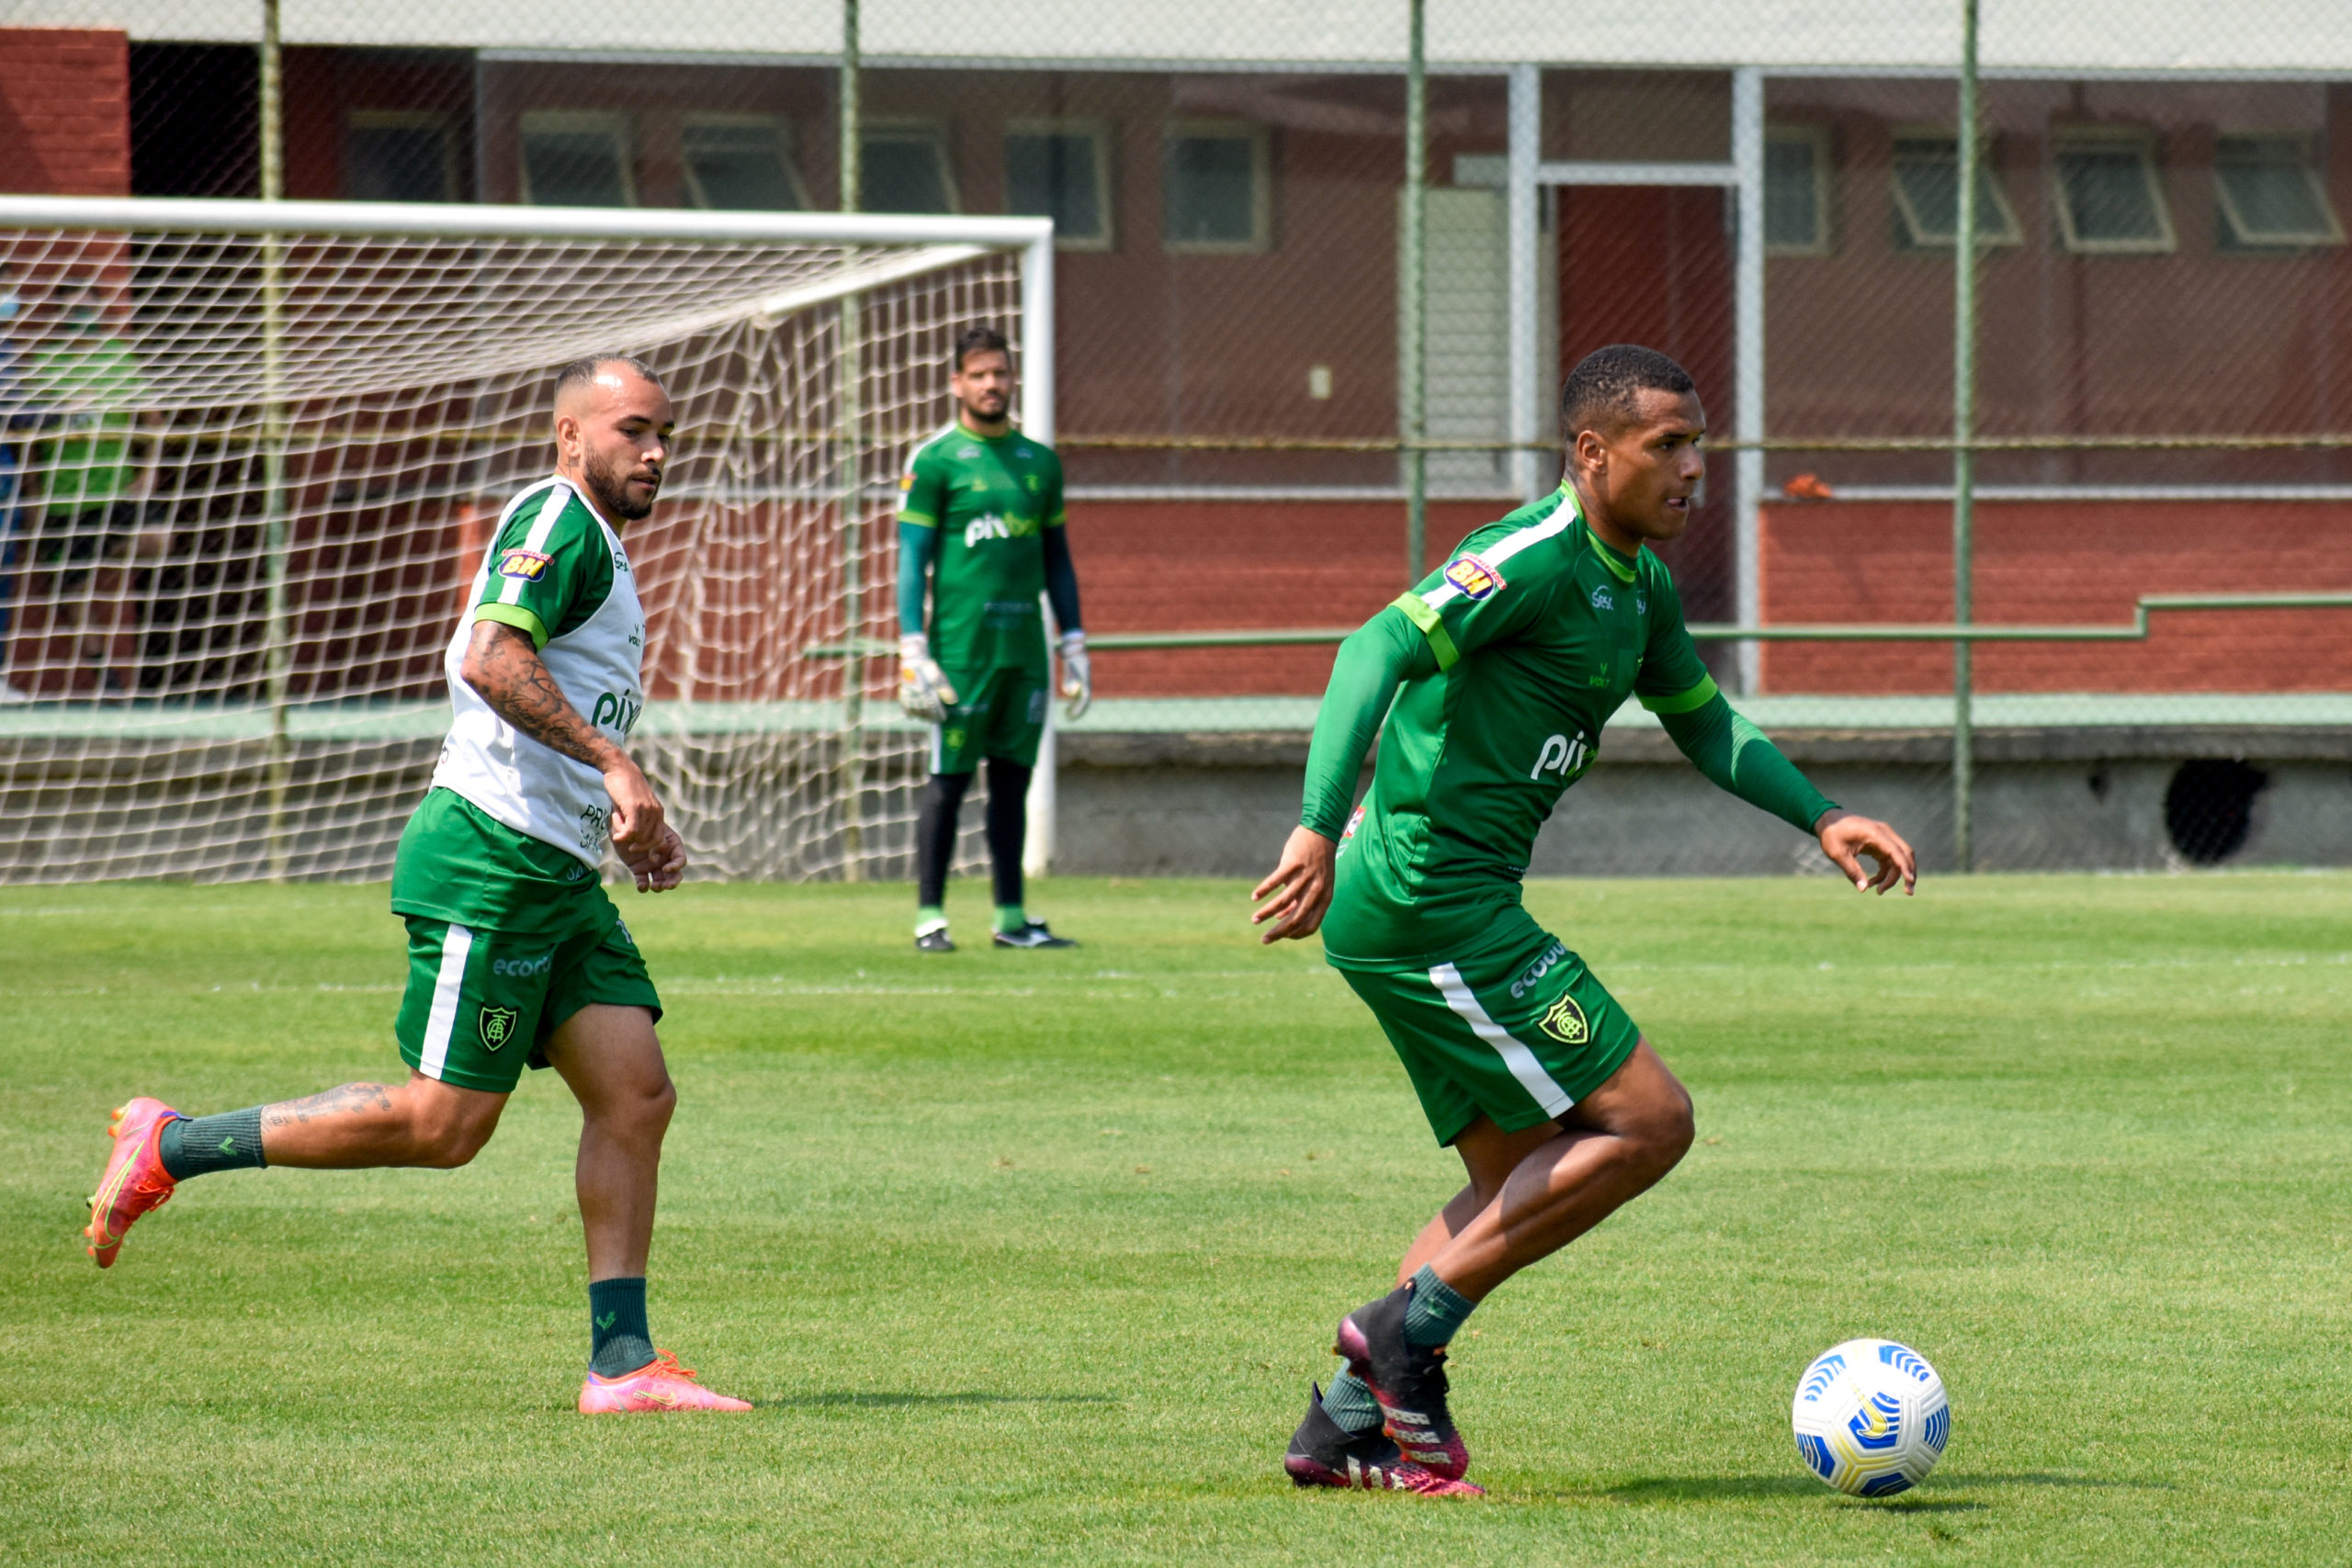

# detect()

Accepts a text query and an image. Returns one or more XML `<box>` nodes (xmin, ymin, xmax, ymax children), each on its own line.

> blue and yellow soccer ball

<box><xmin>1790</xmin><ymin>1338</ymin><xmax>1951</xmax><ymax>1496</ymax></box>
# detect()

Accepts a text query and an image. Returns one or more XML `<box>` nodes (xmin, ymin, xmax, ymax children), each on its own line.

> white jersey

<box><xmin>430</xmin><ymin>476</ymin><xmax>646</xmax><ymax>868</ymax></box>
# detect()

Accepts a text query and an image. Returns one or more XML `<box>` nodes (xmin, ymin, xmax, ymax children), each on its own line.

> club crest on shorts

<box><xmin>1442</xmin><ymin>554</ymin><xmax>1504</xmax><ymax>601</ymax></box>
<box><xmin>1538</xmin><ymin>993</ymin><xmax>1589</xmax><ymax>1045</ymax></box>
<box><xmin>496</xmin><ymin>548</ymin><xmax>552</xmax><ymax>581</ymax></box>
<box><xmin>478</xmin><ymin>1005</ymin><xmax>521</xmax><ymax>1052</ymax></box>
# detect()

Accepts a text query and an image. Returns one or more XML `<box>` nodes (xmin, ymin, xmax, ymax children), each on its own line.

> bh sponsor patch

<box><xmin>497</xmin><ymin>548</ymin><xmax>553</xmax><ymax>582</ymax></box>
<box><xmin>478</xmin><ymin>1005</ymin><xmax>521</xmax><ymax>1052</ymax></box>
<box><xmin>1442</xmin><ymin>555</ymin><xmax>1504</xmax><ymax>601</ymax></box>
<box><xmin>1537</xmin><ymin>993</ymin><xmax>1589</xmax><ymax>1046</ymax></box>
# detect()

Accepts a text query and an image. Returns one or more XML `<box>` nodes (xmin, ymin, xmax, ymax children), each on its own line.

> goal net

<box><xmin>0</xmin><ymin>198</ymin><xmax>1049</xmax><ymax>884</ymax></box>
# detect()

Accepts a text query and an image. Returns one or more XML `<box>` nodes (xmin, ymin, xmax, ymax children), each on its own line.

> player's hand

<box><xmin>603</xmin><ymin>752</ymin><xmax>667</xmax><ymax>871</ymax></box>
<box><xmin>621</xmin><ymin>822</ymin><xmax>687</xmax><ymax>893</ymax></box>
<box><xmin>1816</xmin><ymin>809</ymin><xmax>1917</xmax><ymax>896</ymax></box>
<box><xmin>1251</xmin><ymin>826</ymin><xmax>1337</xmax><ymax>944</ymax></box>
<box><xmin>1058</xmin><ymin>630</ymin><xmax>1091</xmax><ymax>721</ymax></box>
<box><xmin>898</xmin><ymin>633</ymin><xmax>957</xmax><ymax>723</ymax></box>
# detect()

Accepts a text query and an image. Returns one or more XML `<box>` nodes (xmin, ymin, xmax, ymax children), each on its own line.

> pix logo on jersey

<box><xmin>1442</xmin><ymin>555</ymin><xmax>1504</xmax><ymax>601</ymax></box>
<box><xmin>497</xmin><ymin>548</ymin><xmax>554</xmax><ymax>582</ymax></box>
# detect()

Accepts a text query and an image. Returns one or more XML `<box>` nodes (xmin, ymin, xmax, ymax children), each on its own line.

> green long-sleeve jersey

<box><xmin>1305</xmin><ymin>482</ymin><xmax>1837</xmax><ymax>965</ymax></box>
<box><xmin>896</xmin><ymin>418</ymin><xmax>1067</xmax><ymax>674</ymax></box>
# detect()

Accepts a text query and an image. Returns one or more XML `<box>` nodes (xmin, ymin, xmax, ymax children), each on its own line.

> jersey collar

<box><xmin>1558</xmin><ymin>482</ymin><xmax>1641</xmax><ymax>583</ymax></box>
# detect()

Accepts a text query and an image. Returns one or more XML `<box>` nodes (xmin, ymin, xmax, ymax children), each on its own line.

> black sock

<box><xmin>916</xmin><ymin>771</ymin><xmax>974</xmax><ymax>910</ymax></box>
<box><xmin>588</xmin><ymin>1277</ymin><xmax>653</xmax><ymax>1377</ymax></box>
<box><xmin>984</xmin><ymin>757</ymin><xmax>1030</xmax><ymax>911</ymax></box>
<box><xmin>158</xmin><ymin>1108</ymin><xmax>267</xmax><ymax>1180</ymax></box>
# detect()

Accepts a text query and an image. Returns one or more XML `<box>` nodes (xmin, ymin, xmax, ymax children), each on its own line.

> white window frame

<box><xmin>1889</xmin><ymin>127</ymin><xmax>2021</xmax><ymax>249</ymax></box>
<box><xmin>1161</xmin><ymin>119</ymin><xmax>1273</xmax><ymax>255</ymax></box>
<box><xmin>518</xmin><ymin>111</ymin><xmax>636</xmax><ymax>208</ymax></box>
<box><xmin>1764</xmin><ymin>122</ymin><xmax>1833</xmax><ymax>256</ymax></box>
<box><xmin>346</xmin><ymin>109</ymin><xmax>457</xmax><ymax>204</ymax></box>
<box><xmin>1001</xmin><ymin>119</ymin><xmax>1114</xmax><ymax>251</ymax></box>
<box><xmin>679</xmin><ymin>114</ymin><xmax>805</xmax><ymax>212</ymax></box>
<box><xmin>2047</xmin><ymin>127</ymin><xmax>2175</xmax><ymax>255</ymax></box>
<box><xmin>860</xmin><ymin>120</ymin><xmax>959</xmax><ymax>215</ymax></box>
<box><xmin>2212</xmin><ymin>133</ymin><xmax>2345</xmax><ymax>250</ymax></box>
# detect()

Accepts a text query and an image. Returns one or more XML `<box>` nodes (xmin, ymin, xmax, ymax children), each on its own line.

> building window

<box><xmin>1890</xmin><ymin>132</ymin><xmax>2021</xmax><ymax>248</ymax></box>
<box><xmin>520</xmin><ymin>112</ymin><xmax>633</xmax><ymax>208</ymax></box>
<box><xmin>2049</xmin><ymin>130</ymin><xmax>2174</xmax><ymax>254</ymax></box>
<box><xmin>682</xmin><ymin>117</ymin><xmax>804</xmax><ymax>211</ymax></box>
<box><xmin>861</xmin><ymin>123</ymin><xmax>956</xmax><ymax>214</ymax></box>
<box><xmin>2213</xmin><ymin>135</ymin><xmax>2343</xmax><ymax>250</ymax></box>
<box><xmin>1004</xmin><ymin>122</ymin><xmax>1113</xmax><ymax>250</ymax></box>
<box><xmin>1163</xmin><ymin>122</ymin><xmax>1271</xmax><ymax>253</ymax></box>
<box><xmin>348</xmin><ymin>111</ymin><xmax>454</xmax><ymax>204</ymax></box>
<box><xmin>1765</xmin><ymin>124</ymin><xmax>1832</xmax><ymax>254</ymax></box>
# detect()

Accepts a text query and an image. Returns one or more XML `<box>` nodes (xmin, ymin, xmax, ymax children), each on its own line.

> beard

<box><xmin>963</xmin><ymin>389</ymin><xmax>1009</xmax><ymax>422</ymax></box>
<box><xmin>582</xmin><ymin>447</ymin><xmax>656</xmax><ymax>521</ymax></box>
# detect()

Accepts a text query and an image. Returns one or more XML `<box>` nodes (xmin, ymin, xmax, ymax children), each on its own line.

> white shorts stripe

<box><xmin>1427</xmin><ymin>961</ymin><xmax>1576</xmax><ymax>1118</ymax></box>
<box><xmin>417</xmin><ymin>922</ymin><xmax>476</xmax><ymax>1080</ymax></box>
<box><xmin>930</xmin><ymin>721</ymin><xmax>944</xmax><ymax>774</ymax></box>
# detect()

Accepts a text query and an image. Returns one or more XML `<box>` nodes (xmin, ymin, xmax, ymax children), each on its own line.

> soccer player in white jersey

<box><xmin>81</xmin><ymin>355</ymin><xmax>750</xmax><ymax>1414</ymax></box>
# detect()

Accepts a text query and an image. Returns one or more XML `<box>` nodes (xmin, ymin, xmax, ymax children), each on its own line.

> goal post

<box><xmin>0</xmin><ymin>197</ymin><xmax>1053</xmax><ymax>885</ymax></box>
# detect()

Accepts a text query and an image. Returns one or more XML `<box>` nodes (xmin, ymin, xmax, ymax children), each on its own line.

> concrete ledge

<box><xmin>1053</xmin><ymin>726</ymin><xmax>2352</xmax><ymax>876</ymax></box>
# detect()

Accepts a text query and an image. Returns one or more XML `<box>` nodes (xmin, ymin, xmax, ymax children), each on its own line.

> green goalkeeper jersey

<box><xmin>896</xmin><ymin>419</ymin><xmax>1067</xmax><ymax>674</ymax></box>
<box><xmin>1314</xmin><ymin>482</ymin><xmax>1809</xmax><ymax>965</ymax></box>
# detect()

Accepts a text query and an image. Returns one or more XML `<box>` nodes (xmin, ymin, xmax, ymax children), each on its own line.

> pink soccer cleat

<box><xmin>579</xmin><ymin>1348</ymin><xmax>752</xmax><ymax>1413</ymax></box>
<box><xmin>85</xmin><ymin>1098</ymin><xmax>181</xmax><ymax>1269</ymax></box>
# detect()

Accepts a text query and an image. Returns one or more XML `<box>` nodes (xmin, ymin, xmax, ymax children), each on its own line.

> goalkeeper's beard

<box><xmin>582</xmin><ymin>450</ymin><xmax>658</xmax><ymax>522</ymax></box>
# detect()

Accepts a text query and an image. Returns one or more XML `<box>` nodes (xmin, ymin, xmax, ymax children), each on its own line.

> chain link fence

<box><xmin>0</xmin><ymin>1</ymin><xmax>2347</xmax><ymax>874</ymax></box>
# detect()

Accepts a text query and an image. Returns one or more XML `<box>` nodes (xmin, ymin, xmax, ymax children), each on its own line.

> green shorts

<box><xmin>394</xmin><ymin>909</ymin><xmax>662</xmax><ymax>1094</ymax></box>
<box><xmin>932</xmin><ymin>665</ymin><xmax>1048</xmax><ymax>773</ymax></box>
<box><xmin>1332</xmin><ymin>906</ymin><xmax>1642</xmax><ymax>1146</ymax></box>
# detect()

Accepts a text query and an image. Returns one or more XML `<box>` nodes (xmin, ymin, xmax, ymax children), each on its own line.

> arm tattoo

<box><xmin>467</xmin><ymin>623</ymin><xmax>610</xmax><ymax>769</ymax></box>
<box><xmin>262</xmin><ymin>1081</ymin><xmax>396</xmax><ymax>1127</ymax></box>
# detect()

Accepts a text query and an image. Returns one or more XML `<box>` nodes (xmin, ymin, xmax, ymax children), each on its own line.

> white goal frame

<box><xmin>0</xmin><ymin>197</ymin><xmax>1060</xmax><ymax>881</ymax></box>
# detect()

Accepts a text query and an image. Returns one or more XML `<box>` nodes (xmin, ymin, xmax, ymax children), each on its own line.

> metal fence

<box><xmin>1</xmin><ymin>0</ymin><xmax>2349</xmax><ymax>874</ymax></box>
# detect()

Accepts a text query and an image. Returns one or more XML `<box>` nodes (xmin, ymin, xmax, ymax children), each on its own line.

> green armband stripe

<box><xmin>1387</xmin><ymin>592</ymin><xmax>1460</xmax><ymax>671</ymax></box>
<box><xmin>1640</xmin><ymin>674</ymin><xmax>1720</xmax><ymax>715</ymax></box>
<box><xmin>897</xmin><ymin>511</ymin><xmax>936</xmax><ymax>527</ymax></box>
<box><xmin>473</xmin><ymin>603</ymin><xmax>549</xmax><ymax>649</ymax></box>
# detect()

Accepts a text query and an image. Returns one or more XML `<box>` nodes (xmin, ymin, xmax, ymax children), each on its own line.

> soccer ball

<box><xmin>1790</xmin><ymin>1338</ymin><xmax>1951</xmax><ymax>1497</ymax></box>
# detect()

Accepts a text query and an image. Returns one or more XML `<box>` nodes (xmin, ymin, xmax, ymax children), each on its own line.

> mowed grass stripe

<box><xmin>3</xmin><ymin>875</ymin><xmax>2347</xmax><ymax>1565</ymax></box>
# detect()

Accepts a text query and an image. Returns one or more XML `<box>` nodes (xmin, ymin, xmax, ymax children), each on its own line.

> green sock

<box><xmin>1403</xmin><ymin>1265</ymin><xmax>1476</xmax><ymax>1348</ymax></box>
<box><xmin>994</xmin><ymin>905</ymin><xmax>1027</xmax><ymax>934</ymax></box>
<box><xmin>157</xmin><ymin>1109</ymin><xmax>267</xmax><ymax>1181</ymax></box>
<box><xmin>587</xmin><ymin>1277</ymin><xmax>653</xmax><ymax>1377</ymax></box>
<box><xmin>915</xmin><ymin>906</ymin><xmax>947</xmax><ymax>937</ymax></box>
<box><xmin>1320</xmin><ymin>1370</ymin><xmax>1383</xmax><ymax>1435</ymax></box>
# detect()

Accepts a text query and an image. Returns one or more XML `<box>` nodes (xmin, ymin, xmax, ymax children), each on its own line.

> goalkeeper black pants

<box><xmin>918</xmin><ymin>758</ymin><xmax>1029</xmax><ymax>912</ymax></box>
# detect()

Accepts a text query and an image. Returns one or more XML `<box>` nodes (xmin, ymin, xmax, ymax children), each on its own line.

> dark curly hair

<box><xmin>1559</xmin><ymin>344</ymin><xmax>1695</xmax><ymax>439</ymax></box>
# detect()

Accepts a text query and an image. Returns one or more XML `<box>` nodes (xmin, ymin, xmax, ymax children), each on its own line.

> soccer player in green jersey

<box><xmin>1257</xmin><ymin>344</ymin><xmax>1917</xmax><ymax>1495</ymax></box>
<box><xmin>897</xmin><ymin>324</ymin><xmax>1089</xmax><ymax>952</ymax></box>
<box><xmin>82</xmin><ymin>356</ymin><xmax>752</xmax><ymax>1414</ymax></box>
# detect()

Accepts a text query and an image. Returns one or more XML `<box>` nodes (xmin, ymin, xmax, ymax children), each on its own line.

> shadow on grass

<box><xmin>1590</xmin><ymin>1471</ymin><xmax>2157</xmax><ymax>1507</ymax></box>
<box><xmin>759</xmin><ymin>1392</ymin><xmax>1120</xmax><ymax>1410</ymax></box>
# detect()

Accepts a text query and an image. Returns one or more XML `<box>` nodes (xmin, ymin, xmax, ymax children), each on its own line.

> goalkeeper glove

<box><xmin>1058</xmin><ymin>629</ymin><xmax>1091</xmax><ymax>721</ymax></box>
<box><xmin>898</xmin><ymin>633</ymin><xmax>957</xmax><ymax>723</ymax></box>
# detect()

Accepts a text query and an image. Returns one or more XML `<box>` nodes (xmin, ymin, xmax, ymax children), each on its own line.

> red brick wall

<box><xmin>1072</xmin><ymin>499</ymin><xmax>1501</xmax><ymax>694</ymax></box>
<box><xmin>1759</xmin><ymin>500</ymin><xmax>2352</xmax><ymax>693</ymax></box>
<box><xmin>0</xmin><ymin>30</ymin><xmax>130</xmax><ymax>197</ymax></box>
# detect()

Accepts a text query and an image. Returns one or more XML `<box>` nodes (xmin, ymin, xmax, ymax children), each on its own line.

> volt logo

<box><xmin>1530</xmin><ymin>730</ymin><xmax>1592</xmax><ymax>782</ymax></box>
<box><xmin>590</xmin><ymin>692</ymin><xmax>642</xmax><ymax>734</ymax></box>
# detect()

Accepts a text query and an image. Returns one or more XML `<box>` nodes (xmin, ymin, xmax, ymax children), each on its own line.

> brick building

<box><xmin>1</xmin><ymin>5</ymin><xmax>2349</xmax><ymax>698</ymax></box>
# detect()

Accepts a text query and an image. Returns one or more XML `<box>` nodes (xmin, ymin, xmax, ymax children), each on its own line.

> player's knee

<box><xmin>410</xmin><ymin>1102</ymin><xmax>500</xmax><ymax>1168</ymax></box>
<box><xmin>1634</xmin><ymin>1084</ymin><xmax>1696</xmax><ymax>1177</ymax></box>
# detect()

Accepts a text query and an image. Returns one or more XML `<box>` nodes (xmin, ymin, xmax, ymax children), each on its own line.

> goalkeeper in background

<box><xmin>896</xmin><ymin>324</ymin><xmax>1089</xmax><ymax>952</ymax></box>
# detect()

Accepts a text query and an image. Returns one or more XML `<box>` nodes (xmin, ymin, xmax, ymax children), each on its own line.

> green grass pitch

<box><xmin>5</xmin><ymin>874</ymin><xmax>2349</xmax><ymax>1565</ymax></box>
